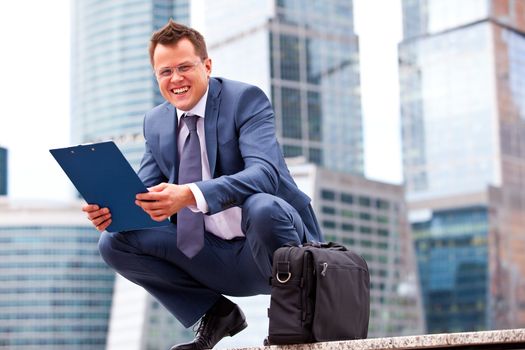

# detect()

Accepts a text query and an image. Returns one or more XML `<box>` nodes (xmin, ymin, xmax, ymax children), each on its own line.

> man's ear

<box><xmin>204</xmin><ymin>58</ymin><xmax>212</xmax><ymax>76</ymax></box>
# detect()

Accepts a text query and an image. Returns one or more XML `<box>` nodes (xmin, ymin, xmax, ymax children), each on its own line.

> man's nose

<box><xmin>170</xmin><ymin>71</ymin><xmax>184</xmax><ymax>82</ymax></box>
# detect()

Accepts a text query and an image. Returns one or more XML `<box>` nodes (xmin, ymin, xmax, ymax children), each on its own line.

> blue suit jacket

<box><xmin>137</xmin><ymin>77</ymin><xmax>322</xmax><ymax>242</ymax></box>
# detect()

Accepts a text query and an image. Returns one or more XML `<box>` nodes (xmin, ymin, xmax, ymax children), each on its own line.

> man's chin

<box><xmin>170</xmin><ymin>98</ymin><xmax>193</xmax><ymax>111</ymax></box>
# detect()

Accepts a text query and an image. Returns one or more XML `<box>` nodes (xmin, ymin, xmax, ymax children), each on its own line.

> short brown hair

<box><xmin>149</xmin><ymin>19</ymin><xmax>208</xmax><ymax>66</ymax></box>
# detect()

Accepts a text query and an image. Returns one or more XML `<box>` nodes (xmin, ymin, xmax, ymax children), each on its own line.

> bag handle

<box><xmin>282</xmin><ymin>241</ymin><xmax>347</xmax><ymax>251</ymax></box>
<box><xmin>303</xmin><ymin>241</ymin><xmax>347</xmax><ymax>251</ymax></box>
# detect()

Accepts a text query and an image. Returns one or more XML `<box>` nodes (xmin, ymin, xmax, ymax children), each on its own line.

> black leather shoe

<box><xmin>170</xmin><ymin>304</ymin><xmax>247</xmax><ymax>350</ymax></box>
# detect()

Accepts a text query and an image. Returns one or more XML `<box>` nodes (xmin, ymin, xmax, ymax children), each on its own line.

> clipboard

<box><xmin>50</xmin><ymin>141</ymin><xmax>169</xmax><ymax>232</ymax></box>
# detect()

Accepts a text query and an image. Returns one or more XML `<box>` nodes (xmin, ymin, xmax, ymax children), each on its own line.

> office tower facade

<box><xmin>71</xmin><ymin>0</ymin><xmax>190</xmax><ymax>168</ymax></box>
<box><xmin>411</xmin><ymin>204</ymin><xmax>490</xmax><ymax>332</ymax></box>
<box><xmin>0</xmin><ymin>146</ymin><xmax>6</xmax><ymax>195</ymax></box>
<box><xmin>289</xmin><ymin>161</ymin><xmax>424</xmax><ymax>337</ymax></box>
<box><xmin>0</xmin><ymin>198</ymin><xmax>115</xmax><ymax>349</ymax></box>
<box><xmin>399</xmin><ymin>0</ymin><xmax>525</xmax><ymax>332</ymax></box>
<box><xmin>204</xmin><ymin>0</ymin><xmax>364</xmax><ymax>174</ymax></box>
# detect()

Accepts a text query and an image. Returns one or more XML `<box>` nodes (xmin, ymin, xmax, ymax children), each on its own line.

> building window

<box><xmin>359</xmin><ymin>226</ymin><xmax>372</xmax><ymax>234</ymax></box>
<box><xmin>359</xmin><ymin>212</ymin><xmax>372</xmax><ymax>221</ymax></box>
<box><xmin>321</xmin><ymin>189</ymin><xmax>336</xmax><ymax>200</ymax></box>
<box><xmin>322</xmin><ymin>206</ymin><xmax>336</xmax><ymax>215</ymax></box>
<box><xmin>308</xmin><ymin>91</ymin><xmax>321</xmax><ymax>141</ymax></box>
<box><xmin>342</xmin><ymin>209</ymin><xmax>354</xmax><ymax>218</ymax></box>
<box><xmin>378</xmin><ymin>229</ymin><xmax>389</xmax><ymax>237</ymax></box>
<box><xmin>322</xmin><ymin>220</ymin><xmax>336</xmax><ymax>229</ymax></box>
<box><xmin>283</xmin><ymin>145</ymin><xmax>302</xmax><ymax>158</ymax></box>
<box><xmin>279</xmin><ymin>34</ymin><xmax>300</xmax><ymax>81</ymax></box>
<box><xmin>376</xmin><ymin>199</ymin><xmax>390</xmax><ymax>210</ymax></box>
<box><xmin>358</xmin><ymin>196</ymin><xmax>371</xmax><ymax>207</ymax></box>
<box><xmin>342</xmin><ymin>223</ymin><xmax>354</xmax><ymax>232</ymax></box>
<box><xmin>341</xmin><ymin>193</ymin><xmax>353</xmax><ymax>204</ymax></box>
<box><xmin>281</xmin><ymin>87</ymin><xmax>302</xmax><ymax>139</ymax></box>
<box><xmin>308</xmin><ymin>148</ymin><xmax>322</xmax><ymax>164</ymax></box>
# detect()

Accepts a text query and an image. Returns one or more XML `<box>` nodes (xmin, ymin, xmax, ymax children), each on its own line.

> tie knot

<box><xmin>183</xmin><ymin>114</ymin><xmax>199</xmax><ymax>132</ymax></box>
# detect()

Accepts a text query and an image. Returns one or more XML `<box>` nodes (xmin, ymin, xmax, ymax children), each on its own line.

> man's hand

<box><xmin>135</xmin><ymin>183</ymin><xmax>196</xmax><ymax>222</ymax></box>
<box><xmin>82</xmin><ymin>204</ymin><xmax>112</xmax><ymax>232</ymax></box>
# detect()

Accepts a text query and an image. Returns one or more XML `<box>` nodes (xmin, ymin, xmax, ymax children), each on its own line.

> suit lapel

<box><xmin>204</xmin><ymin>78</ymin><xmax>221</xmax><ymax>177</ymax></box>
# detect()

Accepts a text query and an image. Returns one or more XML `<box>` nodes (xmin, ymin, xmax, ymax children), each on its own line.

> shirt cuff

<box><xmin>187</xmin><ymin>183</ymin><xmax>209</xmax><ymax>213</ymax></box>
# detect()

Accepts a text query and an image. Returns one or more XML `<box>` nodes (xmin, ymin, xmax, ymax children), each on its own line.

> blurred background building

<box><xmin>399</xmin><ymin>0</ymin><xmax>525</xmax><ymax>332</ymax></box>
<box><xmin>205</xmin><ymin>0</ymin><xmax>364</xmax><ymax>174</ymax></box>
<box><xmin>0</xmin><ymin>147</ymin><xmax>7</xmax><ymax>196</ymax></box>
<box><xmin>71</xmin><ymin>0</ymin><xmax>191</xmax><ymax>165</ymax></box>
<box><xmin>0</xmin><ymin>199</ymin><xmax>115</xmax><ymax>349</ymax></box>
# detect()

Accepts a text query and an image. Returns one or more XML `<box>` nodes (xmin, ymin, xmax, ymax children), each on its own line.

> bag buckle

<box><xmin>276</xmin><ymin>261</ymin><xmax>291</xmax><ymax>283</ymax></box>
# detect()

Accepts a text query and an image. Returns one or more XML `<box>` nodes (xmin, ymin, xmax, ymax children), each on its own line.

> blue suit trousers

<box><xmin>98</xmin><ymin>193</ymin><xmax>309</xmax><ymax>327</ymax></box>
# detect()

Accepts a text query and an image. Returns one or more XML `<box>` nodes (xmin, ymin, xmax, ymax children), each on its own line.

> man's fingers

<box><xmin>96</xmin><ymin>219</ymin><xmax>112</xmax><ymax>232</ymax></box>
<box><xmin>136</xmin><ymin>203</ymin><xmax>169</xmax><ymax>221</ymax></box>
<box><xmin>136</xmin><ymin>192</ymin><xmax>161</xmax><ymax>201</ymax></box>
<box><xmin>81</xmin><ymin>204</ymin><xmax>111</xmax><ymax>231</ymax></box>
<box><xmin>82</xmin><ymin>204</ymin><xmax>100</xmax><ymax>212</ymax></box>
<box><xmin>87</xmin><ymin>208</ymin><xmax>110</xmax><ymax>220</ymax></box>
<box><xmin>140</xmin><ymin>205</ymin><xmax>167</xmax><ymax>217</ymax></box>
<box><xmin>92</xmin><ymin>213</ymin><xmax>111</xmax><ymax>227</ymax></box>
<box><xmin>135</xmin><ymin>199</ymin><xmax>165</xmax><ymax>210</ymax></box>
<box><xmin>147</xmin><ymin>182</ymin><xmax>168</xmax><ymax>192</ymax></box>
<box><xmin>136</xmin><ymin>183</ymin><xmax>169</xmax><ymax>201</ymax></box>
<box><xmin>150</xmin><ymin>213</ymin><xmax>168</xmax><ymax>222</ymax></box>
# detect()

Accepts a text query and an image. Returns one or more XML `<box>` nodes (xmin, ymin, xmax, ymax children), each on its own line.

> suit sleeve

<box><xmin>195</xmin><ymin>85</ymin><xmax>282</xmax><ymax>215</ymax></box>
<box><xmin>137</xmin><ymin>114</ymin><xmax>167</xmax><ymax>187</ymax></box>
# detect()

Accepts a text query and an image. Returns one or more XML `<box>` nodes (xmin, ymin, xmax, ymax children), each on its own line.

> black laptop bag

<box><xmin>266</xmin><ymin>242</ymin><xmax>370</xmax><ymax>345</ymax></box>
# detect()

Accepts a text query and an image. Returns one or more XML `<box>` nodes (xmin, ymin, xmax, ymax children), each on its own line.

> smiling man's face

<box><xmin>153</xmin><ymin>38</ymin><xmax>212</xmax><ymax>111</ymax></box>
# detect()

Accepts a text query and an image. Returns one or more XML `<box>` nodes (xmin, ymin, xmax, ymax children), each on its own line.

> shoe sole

<box><xmin>228</xmin><ymin>320</ymin><xmax>248</xmax><ymax>337</ymax></box>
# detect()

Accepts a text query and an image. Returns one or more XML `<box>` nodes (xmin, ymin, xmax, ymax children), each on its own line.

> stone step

<box><xmin>228</xmin><ymin>328</ymin><xmax>525</xmax><ymax>350</ymax></box>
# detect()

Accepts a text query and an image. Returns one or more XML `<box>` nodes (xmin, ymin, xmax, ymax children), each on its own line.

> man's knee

<box><xmin>243</xmin><ymin>193</ymin><xmax>278</xmax><ymax>222</ymax></box>
<box><xmin>242</xmin><ymin>193</ymin><xmax>298</xmax><ymax>240</ymax></box>
<box><xmin>98</xmin><ymin>231</ymin><xmax>121</xmax><ymax>269</ymax></box>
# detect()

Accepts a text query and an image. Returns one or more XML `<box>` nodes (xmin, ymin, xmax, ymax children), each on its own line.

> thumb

<box><xmin>148</xmin><ymin>182</ymin><xmax>168</xmax><ymax>192</ymax></box>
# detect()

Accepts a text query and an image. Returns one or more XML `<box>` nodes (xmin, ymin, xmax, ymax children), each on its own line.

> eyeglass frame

<box><xmin>153</xmin><ymin>60</ymin><xmax>203</xmax><ymax>80</ymax></box>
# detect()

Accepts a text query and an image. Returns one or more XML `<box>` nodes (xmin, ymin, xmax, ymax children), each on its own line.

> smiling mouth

<box><xmin>172</xmin><ymin>87</ymin><xmax>189</xmax><ymax>95</ymax></box>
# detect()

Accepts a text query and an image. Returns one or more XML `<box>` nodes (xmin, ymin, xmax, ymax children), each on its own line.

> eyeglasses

<box><xmin>154</xmin><ymin>60</ymin><xmax>201</xmax><ymax>80</ymax></box>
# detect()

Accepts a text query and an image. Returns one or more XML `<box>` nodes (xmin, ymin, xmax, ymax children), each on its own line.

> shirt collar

<box><xmin>176</xmin><ymin>84</ymin><xmax>209</xmax><ymax>123</ymax></box>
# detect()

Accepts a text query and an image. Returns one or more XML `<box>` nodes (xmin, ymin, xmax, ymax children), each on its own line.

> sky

<box><xmin>0</xmin><ymin>0</ymin><xmax>403</xmax><ymax>202</ymax></box>
<box><xmin>0</xmin><ymin>1</ymin><xmax>72</xmax><ymax>200</ymax></box>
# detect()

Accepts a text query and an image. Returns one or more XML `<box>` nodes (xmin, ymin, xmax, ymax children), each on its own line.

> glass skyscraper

<box><xmin>203</xmin><ymin>0</ymin><xmax>364</xmax><ymax>174</ymax></box>
<box><xmin>412</xmin><ymin>206</ymin><xmax>489</xmax><ymax>332</ymax></box>
<box><xmin>71</xmin><ymin>0</ymin><xmax>190</xmax><ymax>168</ymax></box>
<box><xmin>270</xmin><ymin>1</ymin><xmax>363</xmax><ymax>173</ymax></box>
<box><xmin>399</xmin><ymin>0</ymin><xmax>525</xmax><ymax>332</ymax></box>
<box><xmin>0</xmin><ymin>146</ymin><xmax>6</xmax><ymax>195</ymax></box>
<box><xmin>0</xmin><ymin>199</ymin><xmax>115</xmax><ymax>349</ymax></box>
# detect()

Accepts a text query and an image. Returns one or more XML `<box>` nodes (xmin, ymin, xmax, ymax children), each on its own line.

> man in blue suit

<box><xmin>83</xmin><ymin>20</ymin><xmax>322</xmax><ymax>350</ymax></box>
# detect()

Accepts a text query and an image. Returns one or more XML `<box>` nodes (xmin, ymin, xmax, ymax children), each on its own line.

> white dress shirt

<box><xmin>176</xmin><ymin>87</ymin><xmax>244</xmax><ymax>239</ymax></box>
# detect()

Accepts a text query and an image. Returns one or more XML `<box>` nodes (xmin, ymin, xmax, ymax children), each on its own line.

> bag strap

<box><xmin>275</xmin><ymin>246</ymin><xmax>294</xmax><ymax>283</ymax></box>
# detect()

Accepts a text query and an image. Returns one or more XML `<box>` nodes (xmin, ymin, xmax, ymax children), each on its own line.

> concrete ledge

<box><xmin>231</xmin><ymin>329</ymin><xmax>525</xmax><ymax>350</ymax></box>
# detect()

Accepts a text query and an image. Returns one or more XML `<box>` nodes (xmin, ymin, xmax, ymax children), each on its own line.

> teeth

<box><xmin>173</xmin><ymin>87</ymin><xmax>189</xmax><ymax>95</ymax></box>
